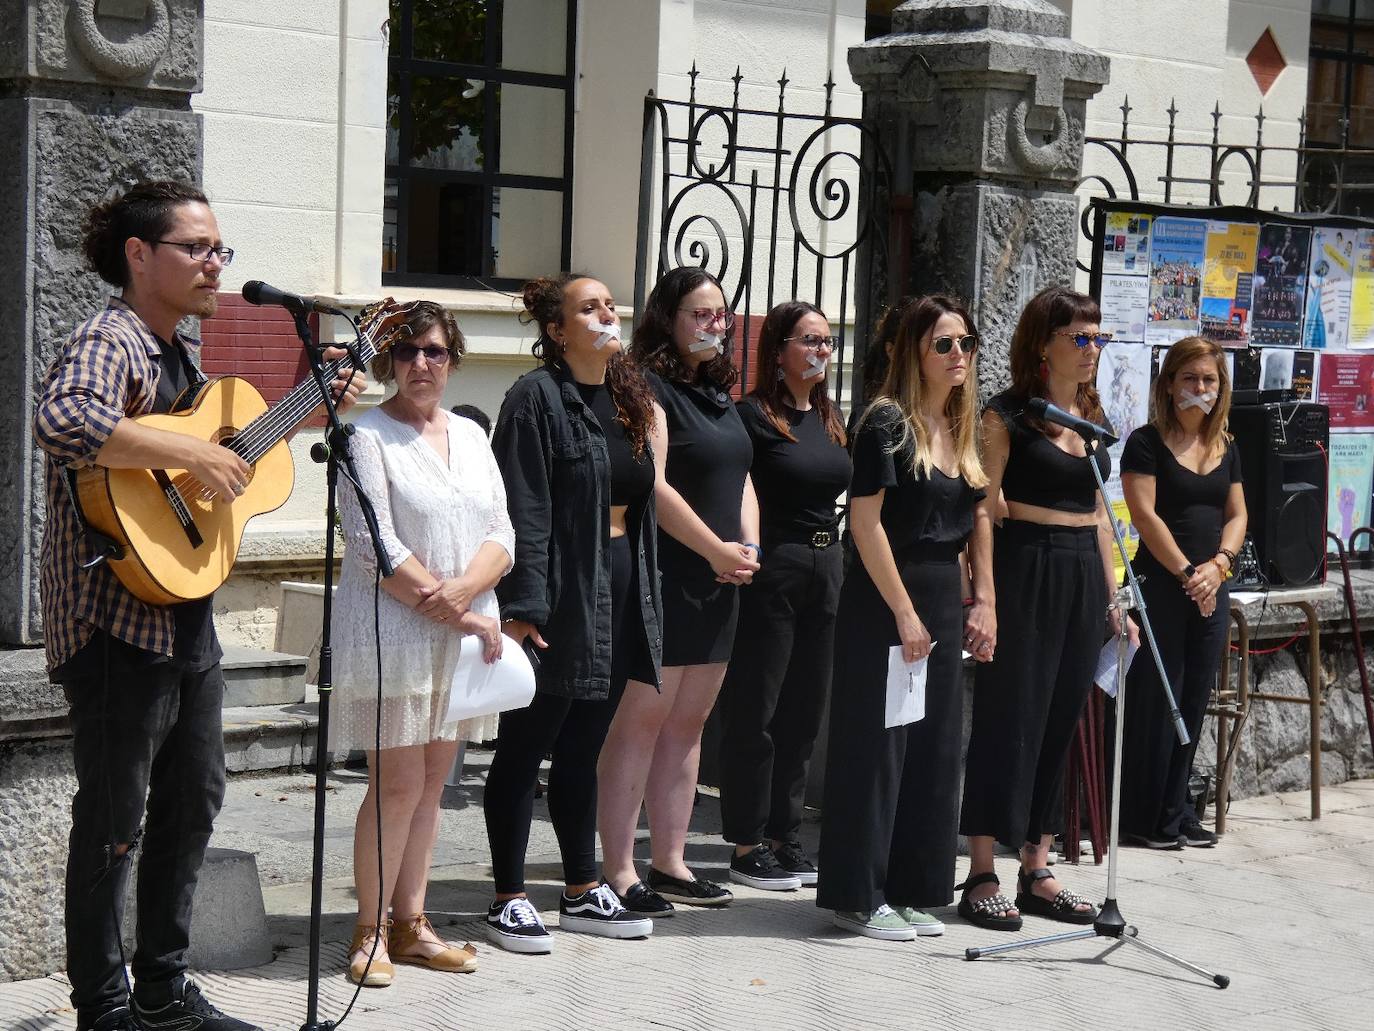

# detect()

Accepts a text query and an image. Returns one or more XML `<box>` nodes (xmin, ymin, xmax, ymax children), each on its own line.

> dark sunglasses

<box><xmin>392</xmin><ymin>343</ymin><xmax>451</xmax><ymax>365</ymax></box>
<box><xmin>1054</xmin><ymin>330</ymin><xmax>1113</xmax><ymax>349</ymax></box>
<box><xmin>932</xmin><ymin>334</ymin><xmax>978</xmax><ymax>355</ymax></box>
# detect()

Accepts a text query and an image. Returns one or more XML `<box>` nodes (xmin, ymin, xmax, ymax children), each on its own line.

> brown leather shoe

<box><xmin>389</xmin><ymin>914</ymin><xmax>479</xmax><ymax>973</ymax></box>
<box><xmin>348</xmin><ymin>921</ymin><xmax>395</xmax><ymax>987</ymax></box>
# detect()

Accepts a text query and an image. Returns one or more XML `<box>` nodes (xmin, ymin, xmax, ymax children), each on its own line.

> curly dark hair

<box><xmin>862</xmin><ymin>298</ymin><xmax>911</xmax><ymax>402</ymax></box>
<box><xmin>628</xmin><ymin>267</ymin><xmax>738</xmax><ymax>390</ymax></box>
<box><xmin>83</xmin><ymin>180</ymin><xmax>209</xmax><ymax>288</ymax></box>
<box><xmin>1008</xmin><ymin>284</ymin><xmax>1105</xmax><ymax>431</ymax></box>
<box><xmin>521</xmin><ymin>273</ymin><xmax>656</xmax><ymax>458</ymax></box>
<box><xmin>747</xmin><ymin>300</ymin><xmax>845</xmax><ymax>446</ymax></box>
<box><xmin>371</xmin><ymin>300</ymin><xmax>465</xmax><ymax>384</ymax></box>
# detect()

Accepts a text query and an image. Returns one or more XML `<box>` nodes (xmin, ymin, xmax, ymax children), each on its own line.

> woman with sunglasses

<box><xmin>333</xmin><ymin>301</ymin><xmax>513</xmax><ymax>985</ymax></box>
<box><xmin>957</xmin><ymin>285</ymin><xmax>1133</xmax><ymax>931</ymax></box>
<box><xmin>816</xmin><ymin>295</ymin><xmax>988</xmax><ymax>940</ymax></box>
<box><xmin>600</xmin><ymin>267</ymin><xmax>760</xmax><ymax>912</ymax></box>
<box><xmin>484</xmin><ymin>273</ymin><xmax>661</xmax><ymax>952</ymax></box>
<box><xmin>717</xmin><ymin>301</ymin><xmax>851</xmax><ymax>891</ymax></box>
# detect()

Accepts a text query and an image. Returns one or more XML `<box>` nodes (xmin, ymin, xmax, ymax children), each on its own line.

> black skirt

<box><xmin>658</xmin><ymin>536</ymin><xmax>740</xmax><ymax>666</ymax></box>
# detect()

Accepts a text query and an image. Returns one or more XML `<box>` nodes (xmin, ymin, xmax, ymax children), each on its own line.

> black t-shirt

<box><xmin>575</xmin><ymin>381</ymin><xmax>654</xmax><ymax>507</ymax></box>
<box><xmin>985</xmin><ymin>390</ymin><xmax>1112</xmax><ymax>514</ymax></box>
<box><xmin>1120</xmin><ymin>424</ymin><xmax>1243</xmax><ymax>575</ymax></box>
<box><xmin>737</xmin><ymin>398</ymin><xmax>851</xmax><ymax>541</ymax></box>
<box><xmin>849</xmin><ymin>403</ymin><xmax>986</xmax><ymax>554</ymax></box>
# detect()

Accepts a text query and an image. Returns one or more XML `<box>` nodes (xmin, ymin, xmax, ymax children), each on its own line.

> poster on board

<box><xmin>1304</xmin><ymin>227</ymin><xmax>1355</xmax><ymax>350</ymax></box>
<box><xmin>1101</xmin><ymin>274</ymin><xmax>1150</xmax><ymax>343</ymax></box>
<box><xmin>1350</xmin><ymin>229</ymin><xmax>1374</xmax><ymax>348</ymax></box>
<box><xmin>1251</xmin><ymin>224</ymin><xmax>1312</xmax><ymax>347</ymax></box>
<box><xmin>1146</xmin><ymin>217</ymin><xmax>1205</xmax><ymax>344</ymax></box>
<box><xmin>1199</xmin><ymin>221</ymin><xmax>1257</xmax><ymax>346</ymax></box>
<box><xmin>1102</xmin><ymin>212</ymin><xmax>1153</xmax><ymax>274</ymax></box>
<box><xmin>1327</xmin><ymin>434</ymin><xmax>1374</xmax><ymax>543</ymax></box>
<box><xmin>1318</xmin><ymin>352</ymin><xmax>1374</xmax><ymax>430</ymax></box>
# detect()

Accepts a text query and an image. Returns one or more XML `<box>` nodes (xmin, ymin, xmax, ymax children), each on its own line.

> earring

<box><xmin>1038</xmin><ymin>353</ymin><xmax>1048</xmax><ymax>381</ymax></box>
<box><xmin>776</xmin><ymin>366</ymin><xmax>785</xmax><ymax>382</ymax></box>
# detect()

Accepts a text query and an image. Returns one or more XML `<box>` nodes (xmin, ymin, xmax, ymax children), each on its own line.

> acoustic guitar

<box><xmin>74</xmin><ymin>299</ymin><xmax>415</xmax><ymax>605</ymax></box>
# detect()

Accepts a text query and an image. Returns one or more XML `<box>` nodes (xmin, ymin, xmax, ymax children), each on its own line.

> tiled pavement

<box><xmin>4</xmin><ymin>755</ymin><xmax>1372</xmax><ymax>1031</ymax></box>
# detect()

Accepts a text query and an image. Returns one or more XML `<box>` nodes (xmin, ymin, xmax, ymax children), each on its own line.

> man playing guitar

<box><xmin>34</xmin><ymin>180</ymin><xmax>365</xmax><ymax>1031</ymax></box>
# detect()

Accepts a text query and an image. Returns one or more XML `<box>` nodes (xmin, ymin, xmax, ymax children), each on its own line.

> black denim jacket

<box><xmin>492</xmin><ymin>364</ymin><xmax>662</xmax><ymax>699</ymax></box>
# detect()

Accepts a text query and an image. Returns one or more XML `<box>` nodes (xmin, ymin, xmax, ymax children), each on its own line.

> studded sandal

<box><xmin>954</xmin><ymin>871</ymin><xmax>1023</xmax><ymax>931</ymax></box>
<box><xmin>1016</xmin><ymin>866</ymin><xmax>1098</xmax><ymax>925</ymax></box>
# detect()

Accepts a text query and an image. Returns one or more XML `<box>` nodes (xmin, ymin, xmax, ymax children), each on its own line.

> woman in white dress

<box><xmin>332</xmin><ymin>301</ymin><xmax>515</xmax><ymax>987</ymax></box>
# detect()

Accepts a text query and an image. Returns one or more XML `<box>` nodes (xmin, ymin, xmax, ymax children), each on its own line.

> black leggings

<box><xmin>484</xmin><ymin>534</ymin><xmax>632</xmax><ymax>894</ymax></box>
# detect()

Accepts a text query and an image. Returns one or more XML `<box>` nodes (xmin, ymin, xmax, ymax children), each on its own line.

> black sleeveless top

<box><xmin>575</xmin><ymin>381</ymin><xmax>654</xmax><ymax>507</ymax></box>
<box><xmin>985</xmin><ymin>390</ymin><xmax>1111</xmax><ymax>515</ymax></box>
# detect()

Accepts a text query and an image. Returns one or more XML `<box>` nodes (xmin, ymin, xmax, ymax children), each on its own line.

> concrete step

<box><xmin>223</xmin><ymin>698</ymin><xmax>323</xmax><ymax>774</ymax></box>
<box><xmin>221</xmin><ymin>644</ymin><xmax>308</xmax><ymax>707</ymax></box>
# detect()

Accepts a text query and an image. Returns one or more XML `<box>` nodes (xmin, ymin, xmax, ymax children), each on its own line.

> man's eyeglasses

<box><xmin>150</xmin><ymin>240</ymin><xmax>235</xmax><ymax>265</ymax></box>
<box><xmin>679</xmin><ymin>308</ymin><xmax>735</xmax><ymax>330</ymax></box>
<box><xmin>932</xmin><ymin>334</ymin><xmax>978</xmax><ymax>355</ymax></box>
<box><xmin>392</xmin><ymin>343</ymin><xmax>451</xmax><ymax>365</ymax></box>
<box><xmin>784</xmin><ymin>333</ymin><xmax>839</xmax><ymax>351</ymax></box>
<box><xmin>1054</xmin><ymin>330</ymin><xmax>1113</xmax><ymax>349</ymax></box>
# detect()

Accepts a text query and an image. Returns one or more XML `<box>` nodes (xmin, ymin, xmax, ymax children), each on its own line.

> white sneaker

<box><xmin>559</xmin><ymin>883</ymin><xmax>653</xmax><ymax>939</ymax></box>
<box><xmin>486</xmin><ymin>897</ymin><xmax>553</xmax><ymax>954</ymax></box>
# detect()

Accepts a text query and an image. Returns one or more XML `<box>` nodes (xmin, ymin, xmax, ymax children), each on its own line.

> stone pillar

<box><xmin>0</xmin><ymin>0</ymin><xmax>203</xmax><ymax>980</ymax></box>
<box><xmin>848</xmin><ymin>0</ymin><xmax>1110</xmax><ymax>393</ymax></box>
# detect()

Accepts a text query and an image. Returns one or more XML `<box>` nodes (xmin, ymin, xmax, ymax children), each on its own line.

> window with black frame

<box><xmin>1308</xmin><ymin>0</ymin><xmax>1374</xmax><ymax>214</ymax></box>
<box><xmin>385</xmin><ymin>0</ymin><xmax>576</xmax><ymax>287</ymax></box>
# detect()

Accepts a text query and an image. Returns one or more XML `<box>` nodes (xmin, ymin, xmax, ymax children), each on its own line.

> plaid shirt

<box><xmin>34</xmin><ymin>297</ymin><xmax>203</xmax><ymax>673</ymax></box>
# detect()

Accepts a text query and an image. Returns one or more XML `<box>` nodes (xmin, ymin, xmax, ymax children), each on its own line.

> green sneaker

<box><xmin>832</xmin><ymin>905</ymin><xmax>919</xmax><ymax>941</ymax></box>
<box><xmin>891</xmin><ymin>906</ymin><xmax>945</xmax><ymax>936</ymax></box>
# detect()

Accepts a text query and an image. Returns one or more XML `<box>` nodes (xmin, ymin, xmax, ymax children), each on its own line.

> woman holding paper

<box><xmin>815</xmin><ymin>294</ymin><xmax>988</xmax><ymax>941</ymax></box>
<box><xmin>332</xmin><ymin>301</ymin><xmax>515</xmax><ymax>986</ymax></box>
<box><xmin>486</xmin><ymin>273</ymin><xmax>662</xmax><ymax>952</ymax></box>
<box><xmin>1119</xmin><ymin>336</ymin><xmax>1246</xmax><ymax>849</ymax></box>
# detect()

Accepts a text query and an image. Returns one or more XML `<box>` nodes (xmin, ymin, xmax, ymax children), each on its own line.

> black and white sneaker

<box><xmin>729</xmin><ymin>844</ymin><xmax>803</xmax><ymax>891</ymax></box>
<box><xmin>646</xmin><ymin>867</ymin><xmax>734</xmax><ymax>906</ymax></box>
<box><xmin>132</xmin><ymin>977</ymin><xmax>263</xmax><ymax>1031</ymax></box>
<box><xmin>772</xmin><ymin>841</ymin><xmax>819</xmax><ymax>886</ymax></box>
<box><xmin>1179</xmin><ymin>819</ymin><xmax>1219</xmax><ymax>848</ymax></box>
<box><xmin>1125</xmin><ymin>831</ymin><xmax>1185</xmax><ymax>850</ymax></box>
<box><xmin>486</xmin><ymin>897</ymin><xmax>554</xmax><ymax>954</ymax></box>
<box><xmin>559</xmin><ymin>883</ymin><xmax>654</xmax><ymax>938</ymax></box>
<box><xmin>83</xmin><ymin>1006</ymin><xmax>138</xmax><ymax>1031</ymax></box>
<box><xmin>615</xmin><ymin>879</ymin><xmax>676</xmax><ymax>918</ymax></box>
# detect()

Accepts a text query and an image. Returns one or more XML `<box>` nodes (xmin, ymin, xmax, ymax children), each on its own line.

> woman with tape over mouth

<box><xmin>1117</xmin><ymin>335</ymin><xmax>1246</xmax><ymax>850</ymax></box>
<box><xmin>485</xmin><ymin>274</ymin><xmax>663</xmax><ymax>952</ymax></box>
<box><xmin>599</xmin><ymin>267</ymin><xmax>759</xmax><ymax>914</ymax></box>
<box><xmin>717</xmin><ymin>301</ymin><xmax>851</xmax><ymax>892</ymax></box>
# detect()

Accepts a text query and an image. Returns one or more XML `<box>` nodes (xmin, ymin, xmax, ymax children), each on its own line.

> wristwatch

<box><xmin>1177</xmin><ymin>563</ymin><xmax>1197</xmax><ymax>583</ymax></box>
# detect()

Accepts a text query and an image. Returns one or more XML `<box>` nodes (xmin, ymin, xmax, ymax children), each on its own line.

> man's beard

<box><xmin>194</xmin><ymin>288</ymin><xmax>219</xmax><ymax>319</ymax></box>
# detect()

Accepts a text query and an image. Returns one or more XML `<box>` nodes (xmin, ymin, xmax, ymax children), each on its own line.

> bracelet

<box><xmin>1218</xmin><ymin>548</ymin><xmax>1237</xmax><ymax>570</ymax></box>
<box><xmin>743</xmin><ymin>542</ymin><xmax>762</xmax><ymax>561</ymax></box>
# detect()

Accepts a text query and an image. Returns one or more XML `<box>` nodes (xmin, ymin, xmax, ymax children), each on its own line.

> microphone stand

<box><xmin>965</xmin><ymin>428</ymin><xmax>1229</xmax><ymax>989</ymax></box>
<box><xmin>291</xmin><ymin>310</ymin><xmax>395</xmax><ymax>1031</ymax></box>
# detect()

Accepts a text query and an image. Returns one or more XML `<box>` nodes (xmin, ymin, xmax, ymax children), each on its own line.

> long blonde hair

<box><xmin>1151</xmin><ymin>335</ymin><xmax>1232</xmax><ymax>458</ymax></box>
<box><xmin>862</xmin><ymin>294</ymin><xmax>987</xmax><ymax>488</ymax></box>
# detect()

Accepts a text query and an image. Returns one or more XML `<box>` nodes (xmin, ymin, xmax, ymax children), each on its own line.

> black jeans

<box><xmin>62</xmin><ymin>636</ymin><xmax>227</xmax><ymax>1024</ymax></box>
<box><xmin>719</xmin><ymin>541</ymin><xmax>842</xmax><ymax>845</ymax></box>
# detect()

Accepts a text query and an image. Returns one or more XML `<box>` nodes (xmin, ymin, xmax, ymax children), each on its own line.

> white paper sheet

<box><xmin>446</xmin><ymin>635</ymin><xmax>537</xmax><ymax>723</ymax></box>
<box><xmin>885</xmin><ymin>643</ymin><xmax>931</xmax><ymax>728</ymax></box>
<box><xmin>1094</xmin><ymin>637</ymin><xmax>1139</xmax><ymax>698</ymax></box>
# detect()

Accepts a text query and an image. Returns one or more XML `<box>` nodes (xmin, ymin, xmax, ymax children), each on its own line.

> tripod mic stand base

<box><xmin>964</xmin><ymin>896</ymin><xmax>1230</xmax><ymax>989</ymax></box>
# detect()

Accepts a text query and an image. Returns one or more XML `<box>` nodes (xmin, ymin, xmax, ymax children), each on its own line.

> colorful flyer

<box><xmin>1102</xmin><ymin>212</ymin><xmax>1153</xmax><ymax>275</ymax></box>
<box><xmin>1327</xmin><ymin>434</ymin><xmax>1374</xmax><ymax>542</ymax></box>
<box><xmin>1350</xmin><ymin>229</ymin><xmax>1374</xmax><ymax>348</ymax></box>
<box><xmin>1303</xmin><ymin>227</ymin><xmax>1355</xmax><ymax>350</ymax></box>
<box><xmin>1100</xmin><ymin>273</ymin><xmax>1150</xmax><ymax>343</ymax></box>
<box><xmin>1317</xmin><ymin>352</ymin><xmax>1374</xmax><ymax>431</ymax></box>
<box><xmin>1199</xmin><ymin>221</ymin><xmax>1257</xmax><ymax>346</ymax></box>
<box><xmin>1251</xmin><ymin>224</ymin><xmax>1312</xmax><ymax>347</ymax></box>
<box><xmin>1146</xmin><ymin>217</ymin><xmax>1206</xmax><ymax>344</ymax></box>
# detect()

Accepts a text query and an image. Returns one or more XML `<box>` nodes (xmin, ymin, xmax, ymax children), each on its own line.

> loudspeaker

<box><xmin>1229</xmin><ymin>402</ymin><xmax>1328</xmax><ymax>587</ymax></box>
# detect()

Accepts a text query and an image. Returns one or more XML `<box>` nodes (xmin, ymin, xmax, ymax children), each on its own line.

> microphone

<box><xmin>241</xmin><ymin>280</ymin><xmax>347</xmax><ymax>317</ymax></box>
<box><xmin>1027</xmin><ymin>396</ymin><xmax>1119</xmax><ymax>445</ymax></box>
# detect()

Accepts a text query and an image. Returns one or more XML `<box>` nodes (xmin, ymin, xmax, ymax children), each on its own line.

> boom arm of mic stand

<box><xmin>1085</xmin><ymin>440</ymin><xmax>1190</xmax><ymax>747</ymax></box>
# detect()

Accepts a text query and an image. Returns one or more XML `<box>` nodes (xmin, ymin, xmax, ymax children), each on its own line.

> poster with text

<box><xmin>1199</xmin><ymin>221</ymin><xmax>1257</xmax><ymax>345</ymax></box>
<box><xmin>1102</xmin><ymin>212</ymin><xmax>1153</xmax><ymax>274</ymax></box>
<box><xmin>1146</xmin><ymin>217</ymin><xmax>1205</xmax><ymax>344</ymax></box>
<box><xmin>1100</xmin><ymin>273</ymin><xmax>1150</xmax><ymax>342</ymax></box>
<box><xmin>1327</xmin><ymin>434</ymin><xmax>1374</xmax><ymax>543</ymax></box>
<box><xmin>1350</xmin><ymin>229</ymin><xmax>1374</xmax><ymax>348</ymax></box>
<box><xmin>1303</xmin><ymin>227</ymin><xmax>1355</xmax><ymax>350</ymax></box>
<box><xmin>1251</xmin><ymin>224</ymin><xmax>1312</xmax><ymax>347</ymax></box>
<box><xmin>1318</xmin><ymin>352</ymin><xmax>1374</xmax><ymax>431</ymax></box>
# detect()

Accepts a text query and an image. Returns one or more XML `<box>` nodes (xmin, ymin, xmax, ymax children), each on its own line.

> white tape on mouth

<box><xmin>802</xmin><ymin>353</ymin><xmax>828</xmax><ymax>379</ymax></box>
<box><xmin>1178</xmin><ymin>389</ymin><xmax>1217</xmax><ymax>414</ymax></box>
<box><xmin>587</xmin><ymin>317</ymin><xmax>621</xmax><ymax>350</ymax></box>
<box><xmin>689</xmin><ymin>331</ymin><xmax>725</xmax><ymax>356</ymax></box>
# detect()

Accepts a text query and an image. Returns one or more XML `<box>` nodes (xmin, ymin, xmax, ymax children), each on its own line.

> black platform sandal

<box><xmin>1015</xmin><ymin>867</ymin><xmax>1097</xmax><ymax>925</ymax></box>
<box><xmin>954</xmin><ymin>871</ymin><xmax>1023</xmax><ymax>931</ymax></box>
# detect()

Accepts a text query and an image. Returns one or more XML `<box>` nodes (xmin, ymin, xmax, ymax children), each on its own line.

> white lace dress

<box><xmin>330</xmin><ymin>408</ymin><xmax>515</xmax><ymax>751</ymax></box>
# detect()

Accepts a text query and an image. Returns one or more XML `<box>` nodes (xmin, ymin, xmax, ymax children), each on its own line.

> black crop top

<box><xmin>986</xmin><ymin>391</ymin><xmax>1111</xmax><ymax>514</ymax></box>
<box><xmin>1120</xmin><ymin>424</ymin><xmax>1242</xmax><ymax>574</ymax></box>
<box><xmin>850</xmin><ymin>403</ymin><xmax>986</xmax><ymax>554</ymax></box>
<box><xmin>737</xmin><ymin>399</ymin><xmax>851</xmax><ymax>540</ymax></box>
<box><xmin>576</xmin><ymin>381</ymin><xmax>654</xmax><ymax>507</ymax></box>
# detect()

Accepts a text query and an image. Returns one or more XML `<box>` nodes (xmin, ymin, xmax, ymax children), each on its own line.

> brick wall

<box><xmin>198</xmin><ymin>292</ymin><xmax>317</xmax><ymax>405</ymax></box>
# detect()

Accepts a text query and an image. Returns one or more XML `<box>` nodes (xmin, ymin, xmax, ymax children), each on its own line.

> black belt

<box><xmin>766</xmin><ymin>526</ymin><xmax>840</xmax><ymax>550</ymax></box>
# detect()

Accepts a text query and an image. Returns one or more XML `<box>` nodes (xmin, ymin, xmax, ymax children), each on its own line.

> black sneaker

<box><xmin>646</xmin><ymin>867</ymin><xmax>734</xmax><ymax>906</ymax></box>
<box><xmin>729</xmin><ymin>844</ymin><xmax>803</xmax><ymax>891</ymax></box>
<box><xmin>1179</xmin><ymin>819</ymin><xmax>1219</xmax><ymax>848</ymax></box>
<box><xmin>1124</xmin><ymin>831</ymin><xmax>1185</xmax><ymax>850</ymax></box>
<box><xmin>772</xmin><ymin>841</ymin><xmax>819</xmax><ymax>886</ymax></box>
<box><xmin>486</xmin><ymin>896</ymin><xmax>554</xmax><ymax>954</ymax></box>
<box><xmin>615</xmin><ymin>879</ymin><xmax>676</xmax><ymax>918</ymax></box>
<box><xmin>559</xmin><ymin>883</ymin><xmax>654</xmax><ymax>938</ymax></box>
<box><xmin>82</xmin><ymin>1006</ymin><xmax>138</xmax><ymax>1031</ymax></box>
<box><xmin>133</xmin><ymin>977</ymin><xmax>263</xmax><ymax>1031</ymax></box>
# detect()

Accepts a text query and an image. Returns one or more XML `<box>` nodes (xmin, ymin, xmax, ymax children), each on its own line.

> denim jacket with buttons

<box><xmin>492</xmin><ymin>364</ymin><xmax>662</xmax><ymax>699</ymax></box>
